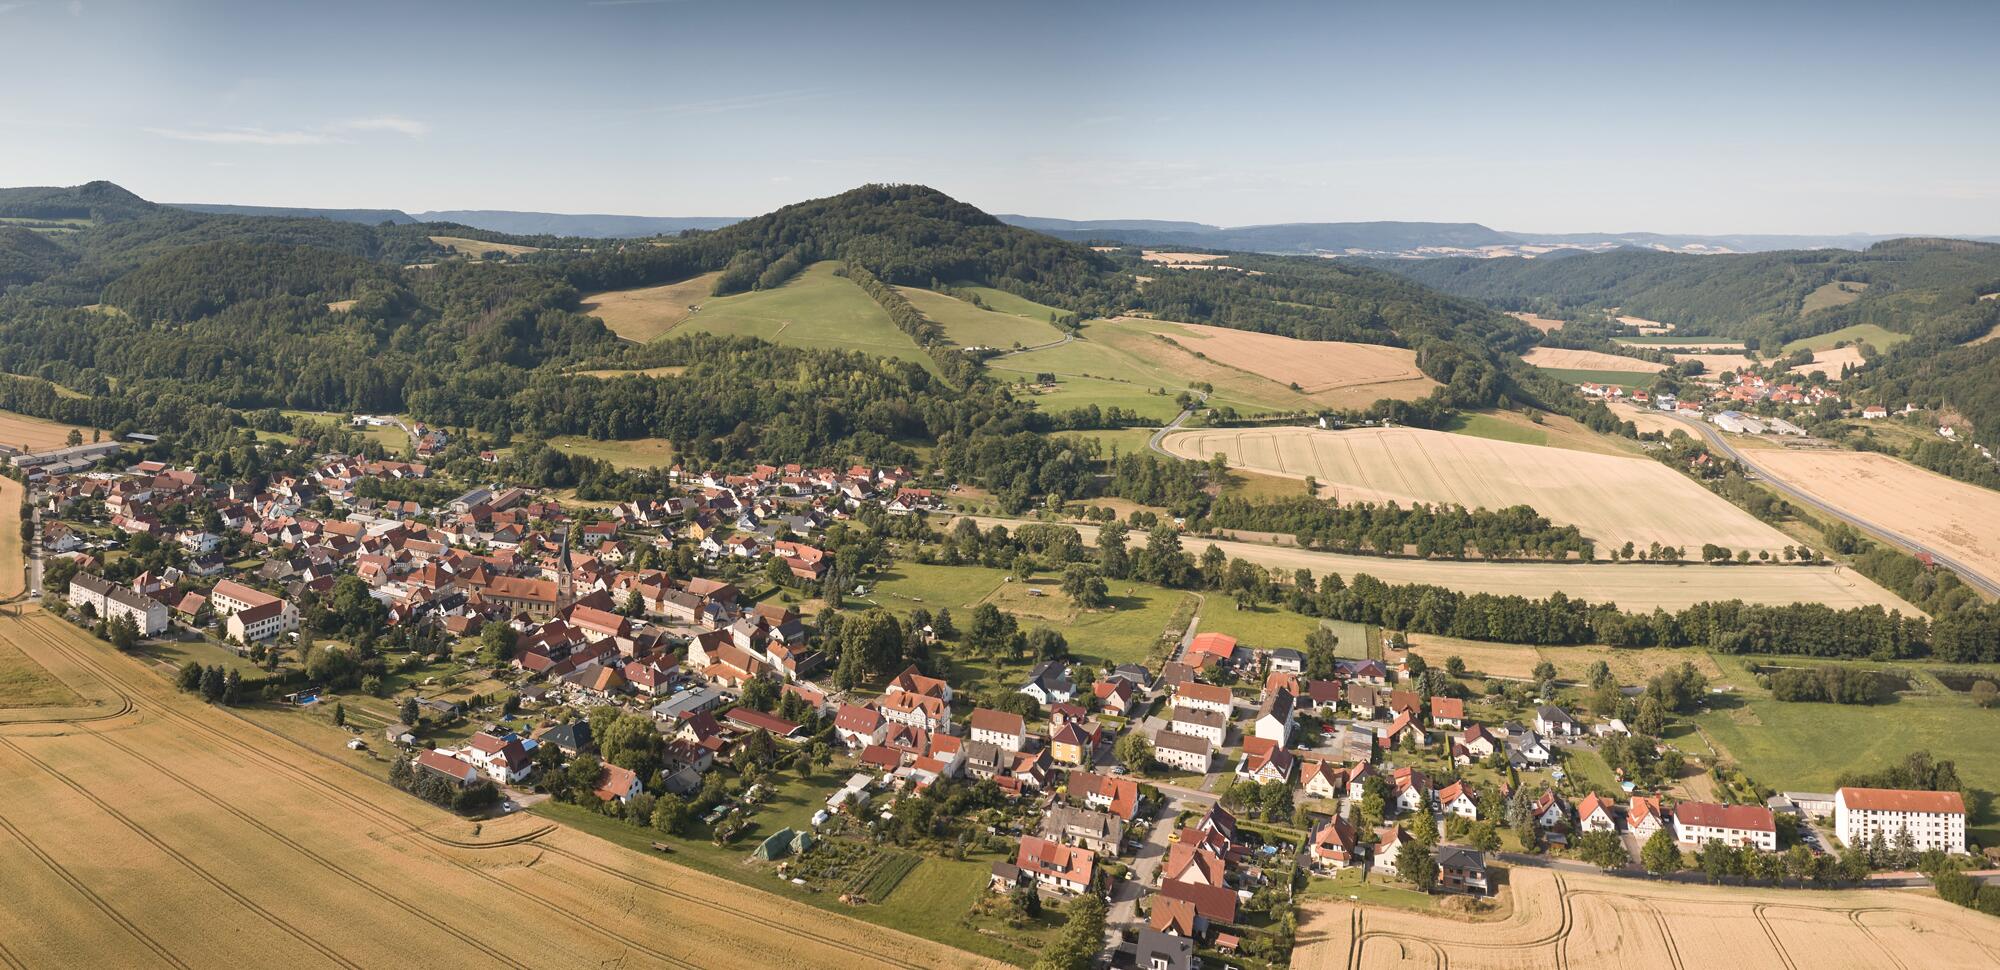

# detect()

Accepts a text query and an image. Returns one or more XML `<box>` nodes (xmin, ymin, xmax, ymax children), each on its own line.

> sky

<box><xmin>2</xmin><ymin>0</ymin><xmax>1997</xmax><ymax>234</ymax></box>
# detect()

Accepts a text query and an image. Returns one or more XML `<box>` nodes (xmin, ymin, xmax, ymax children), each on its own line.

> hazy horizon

<box><xmin>4</xmin><ymin>0</ymin><xmax>1998</xmax><ymax>235</ymax></box>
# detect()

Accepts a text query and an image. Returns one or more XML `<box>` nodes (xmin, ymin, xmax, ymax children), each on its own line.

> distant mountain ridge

<box><xmin>994</xmin><ymin>214</ymin><xmax>2000</xmax><ymax>256</ymax></box>
<box><xmin>168</xmin><ymin>202</ymin><xmax>739</xmax><ymax>238</ymax></box>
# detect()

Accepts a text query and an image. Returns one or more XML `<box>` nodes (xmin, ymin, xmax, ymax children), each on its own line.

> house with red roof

<box><xmin>1578</xmin><ymin>792</ymin><xmax>1617</xmax><ymax>833</ymax></box>
<box><xmin>1185</xmin><ymin>631</ymin><xmax>1238</xmax><ymax>665</ymax></box>
<box><xmin>1015</xmin><ymin>835</ymin><xmax>1095</xmax><ymax>895</ymax></box>
<box><xmin>1674</xmin><ymin>801</ymin><xmax>1776</xmax><ymax>851</ymax></box>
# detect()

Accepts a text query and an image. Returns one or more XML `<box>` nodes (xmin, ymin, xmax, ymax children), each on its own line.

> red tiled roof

<box><xmin>1837</xmin><ymin>787</ymin><xmax>1965</xmax><ymax>815</ymax></box>
<box><xmin>1675</xmin><ymin>801</ymin><xmax>1774</xmax><ymax>833</ymax></box>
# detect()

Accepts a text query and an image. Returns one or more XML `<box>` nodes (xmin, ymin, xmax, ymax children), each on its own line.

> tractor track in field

<box><xmin>0</xmin><ymin>734</ymin><xmax>362</xmax><ymax>970</ymax></box>
<box><xmin>0</xmin><ymin>789</ymin><xmax>190</xmax><ymax>970</ymax></box>
<box><xmin>22</xmin><ymin>611</ymin><xmax>947</xmax><ymax>970</ymax></box>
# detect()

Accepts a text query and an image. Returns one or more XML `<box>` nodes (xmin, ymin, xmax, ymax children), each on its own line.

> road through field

<box><xmin>0</xmin><ymin>608</ymin><xmax>1002</xmax><ymax>970</ymax></box>
<box><xmin>956</xmin><ymin>516</ymin><xmax>1916</xmax><ymax>613</ymax></box>
<box><xmin>1665</xmin><ymin>413</ymin><xmax>2000</xmax><ymax>598</ymax></box>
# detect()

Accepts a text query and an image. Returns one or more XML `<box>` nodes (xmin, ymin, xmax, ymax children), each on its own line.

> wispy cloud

<box><xmin>336</xmin><ymin>115</ymin><xmax>429</xmax><ymax>137</ymax></box>
<box><xmin>0</xmin><ymin>3</ymin><xmax>32</xmax><ymax>14</ymax></box>
<box><xmin>145</xmin><ymin>126</ymin><xmax>335</xmax><ymax>146</ymax></box>
<box><xmin>144</xmin><ymin>115</ymin><xmax>430</xmax><ymax>146</ymax></box>
<box><xmin>587</xmin><ymin>0</ymin><xmax>681</xmax><ymax>6</ymax></box>
<box><xmin>64</xmin><ymin>0</ymin><xmax>80</xmax><ymax>14</ymax></box>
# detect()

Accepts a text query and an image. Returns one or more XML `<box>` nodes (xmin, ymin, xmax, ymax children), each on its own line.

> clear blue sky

<box><xmin>2</xmin><ymin>0</ymin><xmax>1996</xmax><ymax>233</ymax></box>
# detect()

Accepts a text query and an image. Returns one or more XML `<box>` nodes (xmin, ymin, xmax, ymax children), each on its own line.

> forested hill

<box><xmin>0</xmin><ymin>179</ymin><xmax>1592</xmax><ymax>474</ymax></box>
<box><xmin>1361</xmin><ymin>239</ymin><xmax>2000</xmax><ymax>344</ymax></box>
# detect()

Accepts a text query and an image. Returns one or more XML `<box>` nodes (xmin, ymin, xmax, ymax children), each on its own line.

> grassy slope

<box><xmin>896</xmin><ymin>287</ymin><xmax>1067</xmax><ymax>349</ymax></box>
<box><xmin>990</xmin><ymin>316</ymin><xmax>1318</xmax><ymax>421</ymax></box>
<box><xmin>547</xmin><ymin>434</ymin><xmax>675</xmax><ymax>470</ymax></box>
<box><xmin>1782</xmin><ymin>323</ymin><xmax>1910</xmax><ymax>353</ymax></box>
<box><xmin>672</xmin><ymin>262</ymin><xmax>937</xmax><ymax>374</ymax></box>
<box><xmin>1443</xmin><ymin>411</ymin><xmax>1548</xmax><ymax>446</ymax></box>
<box><xmin>1691</xmin><ymin>653</ymin><xmax>2000</xmax><ymax>839</ymax></box>
<box><xmin>1532</xmin><ymin>367</ymin><xmax>1656</xmax><ymax>389</ymax></box>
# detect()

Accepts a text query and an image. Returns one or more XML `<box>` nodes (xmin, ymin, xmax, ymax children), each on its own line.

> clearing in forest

<box><xmin>1161</xmin><ymin>425</ymin><xmax>1793</xmax><ymax>557</ymax></box>
<box><xmin>580</xmin><ymin>270</ymin><xmax>725</xmax><ymax>342</ymax></box>
<box><xmin>1506</xmin><ymin>311</ymin><xmax>1566</xmax><ymax>332</ymax></box>
<box><xmin>427</xmin><ymin>235</ymin><xmax>540</xmax><ymax>257</ymax></box>
<box><xmin>1790</xmin><ymin>345</ymin><xmax>1863</xmax><ymax>378</ymax></box>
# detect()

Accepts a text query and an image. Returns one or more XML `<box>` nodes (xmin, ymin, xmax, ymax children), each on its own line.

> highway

<box><xmin>1663</xmin><ymin>412</ymin><xmax>2000</xmax><ymax>598</ymax></box>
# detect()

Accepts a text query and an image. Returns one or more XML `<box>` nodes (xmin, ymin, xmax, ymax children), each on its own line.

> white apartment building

<box><xmin>1834</xmin><ymin>787</ymin><xmax>1967</xmax><ymax>854</ymax></box>
<box><xmin>68</xmin><ymin>573</ymin><xmax>169</xmax><ymax>636</ymax></box>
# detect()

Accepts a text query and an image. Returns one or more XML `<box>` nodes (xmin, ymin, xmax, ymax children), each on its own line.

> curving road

<box><xmin>1664</xmin><ymin>413</ymin><xmax>2000</xmax><ymax>598</ymax></box>
<box><xmin>1146</xmin><ymin>391</ymin><xmax>1207</xmax><ymax>456</ymax></box>
<box><xmin>990</xmin><ymin>331</ymin><xmax>1074</xmax><ymax>359</ymax></box>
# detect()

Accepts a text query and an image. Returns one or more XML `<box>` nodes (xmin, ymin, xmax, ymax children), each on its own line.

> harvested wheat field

<box><xmin>427</xmin><ymin>235</ymin><xmax>539</xmax><ymax>257</ymax></box>
<box><xmin>1522</xmin><ymin>347</ymin><xmax>1666</xmax><ymax>372</ymax></box>
<box><xmin>1608</xmin><ymin>401</ymin><xmax>1688</xmax><ymax>436</ymax></box>
<box><xmin>0</xmin><ymin>610</ymin><xmax>997</xmax><ymax>970</ymax></box>
<box><xmin>1135</xmin><ymin>319</ymin><xmax>1437</xmax><ymax>403</ymax></box>
<box><xmin>961</xmin><ymin>516</ymin><xmax>1914</xmax><ymax>612</ymax></box>
<box><xmin>1792</xmin><ymin>345</ymin><xmax>1864</xmax><ymax>378</ymax></box>
<box><xmin>1507</xmin><ymin>311</ymin><xmax>1567</xmax><ymax>332</ymax></box>
<box><xmin>0</xmin><ymin>408</ymin><xmax>94</xmax><ymax>453</ymax></box>
<box><xmin>1162</xmin><ymin>426</ymin><xmax>1792</xmax><ymax>557</ymax></box>
<box><xmin>1401</xmin><ymin>634</ymin><xmax>1730</xmax><ymax>685</ymax></box>
<box><xmin>1294</xmin><ymin>866</ymin><xmax>1999</xmax><ymax>970</ymax></box>
<box><xmin>1674</xmin><ymin>351</ymin><xmax>1761</xmax><ymax>373</ymax></box>
<box><xmin>581</xmin><ymin>271</ymin><xmax>725</xmax><ymax>342</ymax></box>
<box><xmin>1140</xmin><ymin>250</ymin><xmax>1229</xmax><ymax>264</ymax></box>
<box><xmin>1750</xmin><ymin>448</ymin><xmax>2000</xmax><ymax>591</ymax></box>
<box><xmin>1616</xmin><ymin>314</ymin><xmax>1676</xmax><ymax>333</ymax></box>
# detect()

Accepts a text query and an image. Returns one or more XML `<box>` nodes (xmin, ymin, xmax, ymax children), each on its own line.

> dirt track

<box><xmin>1294</xmin><ymin>866</ymin><xmax>2000</xmax><ymax>970</ymax></box>
<box><xmin>0</xmin><ymin>609</ymin><xmax>999</xmax><ymax>970</ymax></box>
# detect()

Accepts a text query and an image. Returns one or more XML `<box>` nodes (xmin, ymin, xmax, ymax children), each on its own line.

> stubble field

<box><xmin>580</xmin><ymin>270</ymin><xmax>726</xmax><ymax>342</ymax></box>
<box><xmin>959</xmin><ymin>516</ymin><xmax>1914</xmax><ymax>613</ymax></box>
<box><xmin>1522</xmin><ymin>347</ymin><xmax>1666</xmax><ymax>372</ymax></box>
<box><xmin>1137</xmin><ymin>319</ymin><xmax>1437</xmax><ymax>404</ymax></box>
<box><xmin>1792</xmin><ymin>345</ymin><xmax>1864</xmax><ymax>378</ymax></box>
<box><xmin>0</xmin><ymin>409</ymin><xmax>95</xmax><ymax>453</ymax></box>
<box><xmin>1747</xmin><ymin>448</ymin><xmax>2000</xmax><ymax>590</ymax></box>
<box><xmin>0</xmin><ymin>609</ymin><xmax>998</xmax><ymax>970</ymax></box>
<box><xmin>1294</xmin><ymin>866</ymin><xmax>2000</xmax><ymax>970</ymax></box>
<box><xmin>1161</xmin><ymin>426</ymin><xmax>1794</xmax><ymax>557</ymax></box>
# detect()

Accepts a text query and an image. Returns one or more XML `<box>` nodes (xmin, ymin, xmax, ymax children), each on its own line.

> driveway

<box><xmin>1109</xmin><ymin>802</ymin><xmax>1178</xmax><ymax>928</ymax></box>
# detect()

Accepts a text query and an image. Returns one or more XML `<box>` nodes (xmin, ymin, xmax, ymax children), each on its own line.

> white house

<box><xmin>1534</xmin><ymin>705</ymin><xmax>1579</xmax><ymax>737</ymax></box>
<box><xmin>1172</xmin><ymin>681</ymin><xmax>1233</xmax><ymax>717</ymax></box>
<box><xmin>1437</xmin><ymin>781</ymin><xmax>1479</xmax><ymax>819</ymax></box>
<box><xmin>1168</xmin><ymin>705</ymin><xmax>1228</xmax><ymax>747</ymax></box>
<box><xmin>1674</xmin><ymin>802</ymin><xmax>1776</xmax><ymax>852</ymax></box>
<box><xmin>1577</xmin><ymin>793</ymin><xmax>1617</xmax><ymax>833</ymax></box>
<box><xmin>1151</xmin><ymin>729</ymin><xmax>1211</xmax><ymax>774</ymax></box>
<box><xmin>1834</xmin><ymin>787</ymin><xmax>1966</xmax><ymax>854</ymax></box>
<box><xmin>1253</xmin><ymin>688</ymin><xmax>1294</xmax><ymax>744</ymax></box>
<box><xmin>968</xmin><ymin>708</ymin><xmax>1026</xmax><ymax>753</ymax></box>
<box><xmin>226</xmin><ymin>599</ymin><xmax>299</xmax><ymax>643</ymax></box>
<box><xmin>68</xmin><ymin>573</ymin><xmax>169</xmax><ymax>637</ymax></box>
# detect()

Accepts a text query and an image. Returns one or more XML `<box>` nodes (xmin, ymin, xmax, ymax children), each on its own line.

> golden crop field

<box><xmin>0</xmin><ymin>408</ymin><xmax>95</xmax><ymax>453</ymax></box>
<box><xmin>1161</xmin><ymin>426</ymin><xmax>1795</xmax><ymax>558</ymax></box>
<box><xmin>958</xmin><ymin>516</ymin><xmax>1915</xmax><ymax>613</ymax></box>
<box><xmin>1674</xmin><ymin>351</ymin><xmax>1760</xmax><ymax>373</ymax></box>
<box><xmin>1607</xmin><ymin>401</ymin><xmax>1689</xmax><ymax>436</ymax></box>
<box><xmin>1792</xmin><ymin>345</ymin><xmax>1864</xmax><ymax>378</ymax></box>
<box><xmin>1506</xmin><ymin>311</ymin><xmax>1566</xmax><ymax>333</ymax></box>
<box><xmin>1750</xmin><ymin>448</ymin><xmax>2000</xmax><ymax>589</ymax></box>
<box><xmin>1294</xmin><ymin>866</ymin><xmax>2000</xmax><ymax>970</ymax></box>
<box><xmin>427</xmin><ymin>235</ymin><xmax>541</xmax><ymax>257</ymax></box>
<box><xmin>580</xmin><ymin>271</ymin><xmax>725</xmax><ymax>342</ymax></box>
<box><xmin>1401</xmin><ymin>633</ymin><xmax>1729</xmax><ymax>685</ymax></box>
<box><xmin>0</xmin><ymin>610</ymin><xmax>999</xmax><ymax>970</ymax></box>
<box><xmin>1522</xmin><ymin>347</ymin><xmax>1666</xmax><ymax>372</ymax></box>
<box><xmin>1136</xmin><ymin>319</ymin><xmax>1437</xmax><ymax>404</ymax></box>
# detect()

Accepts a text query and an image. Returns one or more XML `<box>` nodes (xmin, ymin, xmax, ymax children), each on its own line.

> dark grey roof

<box><xmin>1435</xmin><ymin>845</ymin><xmax>1486</xmax><ymax>869</ymax></box>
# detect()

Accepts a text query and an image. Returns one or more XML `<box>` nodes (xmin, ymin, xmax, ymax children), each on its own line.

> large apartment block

<box><xmin>1834</xmin><ymin>787</ymin><xmax>1967</xmax><ymax>854</ymax></box>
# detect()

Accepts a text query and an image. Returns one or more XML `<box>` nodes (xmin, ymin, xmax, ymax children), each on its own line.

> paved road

<box><xmin>27</xmin><ymin>504</ymin><xmax>44</xmax><ymax>597</ymax></box>
<box><xmin>1108</xmin><ymin>802</ymin><xmax>1178</xmax><ymax>930</ymax></box>
<box><xmin>1146</xmin><ymin>391</ymin><xmax>1207</xmax><ymax>457</ymax></box>
<box><xmin>1664</xmin><ymin>412</ymin><xmax>2000</xmax><ymax>597</ymax></box>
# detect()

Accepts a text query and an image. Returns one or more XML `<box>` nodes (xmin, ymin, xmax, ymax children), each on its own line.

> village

<box><xmin>12</xmin><ymin>423</ymin><xmax>1979</xmax><ymax>970</ymax></box>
